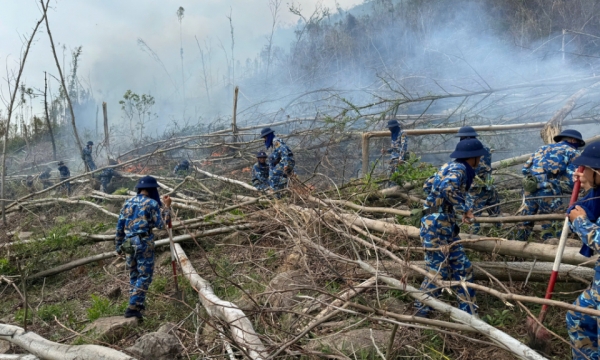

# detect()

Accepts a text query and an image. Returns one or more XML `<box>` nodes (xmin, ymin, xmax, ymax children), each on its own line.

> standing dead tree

<box><xmin>1</xmin><ymin>11</ymin><xmax>46</xmax><ymax>225</ymax></box>
<box><xmin>44</xmin><ymin>72</ymin><xmax>57</xmax><ymax>161</ymax></box>
<box><xmin>40</xmin><ymin>0</ymin><xmax>83</xmax><ymax>152</ymax></box>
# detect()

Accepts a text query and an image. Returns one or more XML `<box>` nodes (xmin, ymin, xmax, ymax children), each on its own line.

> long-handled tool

<box><xmin>167</xmin><ymin>218</ymin><xmax>183</xmax><ymax>301</ymax></box>
<box><xmin>527</xmin><ymin>165</ymin><xmax>584</xmax><ymax>348</ymax></box>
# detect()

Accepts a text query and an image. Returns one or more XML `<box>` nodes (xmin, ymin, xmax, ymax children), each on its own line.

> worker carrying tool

<box><xmin>260</xmin><ymin>127</ymin><xmax>295</xmax><ymax>196</ymax></box>
<box><xmin>386</xmin><ymin>119</ymin><xmax>408</xmax><ymax>178</ymax></box>
<box><xmin>455</xmin><ymin>126</ymin><xmax>499</xmax><ymax>233</ymax></box>
<box><xmin>39</xmin><ymin>167</ymin><xmax>52</xmax><ymax>189</ymax></box>
<box><xmin>251</xmin><ymin>151</ymin><xmax>269</xmax><ymax>191</ymax></box>
<box><xmin>82</xmin><ymin>141</ymin><xmax>97</xmax><ymax>171</ymax></box>
<box><xmin>413</xmin><ymin>138</ymin><xmax>487</xmax><ymax>317</ymax></box>
<box><xmin>57</xmin><ymin>161</ymin><xmax>71</xmax><ymax>195</ymax></box>
<box><xmin>98</xmin><ymin>159</ymin><xmax>118</xmax><ymax>193</ymax></box>
<box><xmin>565</xmin><ymin>141</ymin><xmax>600</xmax><ymax>360</ymax></box>
<box><xmin>173</xmin><ymin>159</ymin><xmax>191</xmax><ymax>177</ymax></box>
<box><xmin>115</xmin><ymin>175</ymin><xmax>171</xmax><ymax>319</ymax></box>
<box><xmin>515</xmin><ymin>129</ymin><xmax>583</xmax><ymax>241</ymax></box>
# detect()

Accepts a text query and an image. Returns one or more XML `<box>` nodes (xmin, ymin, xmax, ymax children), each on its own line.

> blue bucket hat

<box><xmin>455</xmin><ymin>126</ymin><xmax>478</xmax><ymax>138</ymax></box>
<box><xmin>554</xmin><ymin>129</ymin><xmax>585</xmax><ymax>146</ymax></box>
<box><xmin>386</xmin><ymin>119</ymin><xmax>400</xmax><ymax>129</ymax></box>
<box><xmin>256</xmin><ymin>151</ymin><xmax>268</xmax><ymax>158</ymax></box>
<box><xmin>260</xmin><ymin>127</ymin><xmax>275</xmax><ymax>138</ymax></box>
<box><xmin>87</xmin><ymin>141</ymin><xmax>94</xmax><ymax>146</ymax></box>
<box><xmin>450</xmin><ymin>138</ymin><xmax>488</xmax><ymax>159</ymax></box>
<box><xmin>135</xmin><ymin>175</ymin><xmax>159</xmax><ymax>189</ymax></box>
<box><xmin>182</xmin><ymin>160</ymin><xmax>190</xmax><ymax>165</ymax></box>
<box><xmin>573</xmin><ymin>141</ymin><xmax>600</xmax><ymax>169</ymax></box>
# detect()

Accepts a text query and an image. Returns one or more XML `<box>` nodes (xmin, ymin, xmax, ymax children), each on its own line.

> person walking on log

<box><xmin>57</xmin><ymin>161</ymin><xmax>71</xmax><ymax>195</ymax></box>
<box><xmin>455</xmin><ymin>126</ymin><xmax>499</xmax><ymax>233</ymax></box>
<box><xmin>251</xmin><ymin>151</ymin><xmax>269</xmax><ymax>191</ymax></box>
<box><xmin>261</xmin><ymin>127</ymin><xmax>295</xmax><ymax>197</ymax></box>
<box><xmin>386</xmin><ymin>119</ymin><xmax>408</xmax><ymax>179</ymax></box>
<box><xmin>414</xmin><ymin>139</ymin><xmax>487</xmax><ymax>317</ymax></box>
<box><xmin>515</xmin><ymin>129</ymin><xmax>583</xmax><ymax>241</ymax></box>
<box><xmin>99</xmin><ymin>159</ymin><xmax>118</xmax><ymax>193</ymax></box>
<box><xmin>173</xmin><ymin>159</ymin><xmax>190</xmax><ymax>177</ymax></box>
<box><xmin>115</xmin><ymin>176</ymin><xmax>171</xmax><ymax>319</ymax></box>
<box><xmin>565</xmin><ymin>141</ymin><xmax>600</xmax><ymax>360</ymax></box>
<box><xmin>82</xmin><ymin>141</ymin><xmax>97</xmax><ymax>172</ymax></box>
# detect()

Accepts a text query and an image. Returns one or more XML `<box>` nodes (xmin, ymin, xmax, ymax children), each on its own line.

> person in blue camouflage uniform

<box><xmin>386</xmin><ymin>119</ymin><xmax>408</xmax><ymax>178</ymax></box>
<box><xmin>251</xmin><ymin>151</ymin><xmax>269</xmax><ymax>191</ymax></box>
<box><xmin>81</xmin><ymin>141</ymin><xmax>96</xmax><ymax>171</ymax></box>
<box><xmin>115</xmin><ymin>176</ymin><xmax>171</xmax><ymax>319</ymax></box>
<box><xmin>39</xmin><ymin>167</ymin><xmax>52</xmax><ymax>189</ymax></box>
<box><xmin>414</xmin><ymin>139</ymin><xmax>487</xmax><ymax>317</ymax></box>
<box><xmin>57</xmin><ymin>161</ymin><xmax>71</xmax><ymax>195</ymax></box>
<box><xmin>565</xmin><ymin>141</ymin><xmax>600</xmax><ymax>360</ymax></box>
<box><xmin>261</xmin><ymin>127</ymin><xmax>295</xmax><ymax>195</ymax></box>
<box><xmin>99</xmin><ymin>159</ymin><xmax>118</xmax><ymax>193</ymax></box>
<box><xmin>173</xmin><ymin>159</ymin><xmax>190</xmax><ymax>177</ymax></box>
<box><xmin>454</xmin><ymin>126</ymin><xmax>500</xmax><ymax>233</ymax></box>
<box><xmin>515</xmin><ymin>129</ymin><xmax>583</xmax><ymax>241</ymax></box>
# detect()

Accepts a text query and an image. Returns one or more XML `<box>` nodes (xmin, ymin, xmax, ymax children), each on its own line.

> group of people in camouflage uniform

<box><xmin>251</xmin><ymin>127</ymin><xmax>295</xmax><ymax>196</ymax></box>
<box><xmin>57</xmin><ymin>118</ymin><xmax>597</xmax><ymax>358</ymax></box>
<box><xmin>385</xmin><ymin>119</ymin><xmax>597</xmax><ymax>359</ymax></box>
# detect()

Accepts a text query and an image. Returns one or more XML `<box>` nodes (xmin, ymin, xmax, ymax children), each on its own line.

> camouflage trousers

<box><xmin>566</xmin><ymin>284</ymin><xmax>600</xmax><ymax>360</ymax></box>
<box><xmin>269</xmin><ymin>167</ymin><xmax>289</xmax><ymax>192</ymax></box>
<box><xmin>85</xmin><ymin>159</ymin><xmax>97</xmax><ymax>172</ymax></box>
<box><xmin>414</xmin><ymin>213</ymin><xmax>477</xmax><ymax>316</ymax></box>
<box><xmin>514</xmin><ymin>188</ymin><xmax>563</xmax><ymax>241</ymax></box>
<box><xmin>100</xmin><ymin>179</ymin><xmax>110</xmax><ymax>193</ymax></box>
<box><xmin>126</xmin><ymin>236</ymin><xmax>155</xmax><ymax>311</ymax></box>
<box><xmin>388</xmin><ymin>158</ymin><xmax>400</xmax><ymax>178</ymax></box>
<box><xmin>60</xmin><ymin>178</ymin><xmax>71</xmax><ymax>195</ymax></box>
<box><xmin>467</xmin><ymin>186</ymin><xmax>500</xmax><ymax>233</ymax></box>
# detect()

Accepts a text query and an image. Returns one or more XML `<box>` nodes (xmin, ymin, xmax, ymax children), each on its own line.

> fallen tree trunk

<box><xmin>192</xmin><ymin>166</ymin><xmax>258</xmax><ymax>192</ymax></box>
<box><xmin>332</xmin><ymin>210</ymin><xmax>596</xmax><ymax>267</ymax></box>
<box><xmin>174</xmin><ymin>243</ymin><xmax>268</xmax><ymax>360</ymax></box>
<box><xmin>29</xmin><ymin>224</ymin><xmax>257</xmax><ymax>279</ymax></box>
<box><xmin>361</xmin><ymin>261</ymin><xmax>593</xmax><ymax>283</ymax></box>
<box><xmin>0</xmin><ymin>323</ymin><xmax>134</xmax><ymax>360</ymax></box>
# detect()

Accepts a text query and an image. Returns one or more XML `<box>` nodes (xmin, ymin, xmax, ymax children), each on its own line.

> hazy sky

<box><xmin>0</xmin><ymin>0</ymin><xmax>362</xmax><ymax>120</ymax></box>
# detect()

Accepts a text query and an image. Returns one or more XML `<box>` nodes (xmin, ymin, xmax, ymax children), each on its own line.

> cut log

<box><xmin>192</xmin><ymin>166</ymin><xmax>258</xmax><ymax>192</ymax></box>
<box><xmin>0</xmin><ymin>323</ymin><xmax>134</xmax><ymax>360</ymax></box>
<box><xmin>173</xmin><ymin>243</ymin><xmax>268</xmax><ymax>359</ymax></box>
<box><xmin>361</xmin><ymin>261</ymin><xmax>593</xmax><ymax>283</ymax></box>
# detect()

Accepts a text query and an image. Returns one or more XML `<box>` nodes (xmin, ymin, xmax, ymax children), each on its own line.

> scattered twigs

<box><xmin>192</xmin><ymin>166</ymin><xmax>258</xmax><ymax>192</ymax></box>
<box><xmin>174</xmin><ymin>243</ymin><xmax>268</xmax><ymax>360</ymax></box>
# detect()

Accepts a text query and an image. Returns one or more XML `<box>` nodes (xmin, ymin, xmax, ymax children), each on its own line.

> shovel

<box><xmin>167</xmin><ymin>218</ymin><xmax>183</xmax><ymax>301</ymax></box>
<box><xmin>527</xmin><ymin>165</ymin><xmax>584</xmax><ymax>348</ymax></box>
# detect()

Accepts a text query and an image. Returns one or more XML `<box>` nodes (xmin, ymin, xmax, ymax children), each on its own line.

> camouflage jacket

<box><xmin>522</xmin><ymin>141</ymin><xmax>580</xmax><ymax>193</ymax></box>
<box><xmin>572</xmin><ymin>216</ymin><xmax>600</xmax><ymax>253</ymax></box>
<box><xmin>115</xmin><ymin>194</ymin><xmax>169</xmax><ymax>250</ymax></box>
<box><xmin>58</xmin><ymin>165</ymin><xmax>70</xmax><ymax>179</ymax></box>
<box><xmin>82</xmin><ymin>147</ymin><xmax>93</xmax><ymax>161</ymax></box>
<box><xmin>423</xmin><ymin>161</ymin><xmax>473</xmax><ymax>213</ymax></box>
<box><xmin>471</xmin><ymin>145</ymin><xmax>492</xmax><ymax>188</ymax></box>
<box><xmin>268</xmin><ymin>137</ymin><xmax>295</xmax><ymax>172</ymax></box>
<box><xmin>98</xmin><ymin>168</ymin><xmax>115</xmax><ymax>181</ymax></box>
<box><xmin>251</xmin><ymin>162</ymin><xmax>269</xmax><ymax>189</ymax></box>
<box><xmin>389</xmin><ymin>132</ymin><xmax>408</xmax><ymax>161</ymax></box>
<box><xmin>39</xmin><ymin>171</ymin><xmax>51</xmax><ymax>180</ymax></box>
<box><xmin>173</xmin><ymin>163</ymin><xmax>190</xmax><ymax>174</ymax></box>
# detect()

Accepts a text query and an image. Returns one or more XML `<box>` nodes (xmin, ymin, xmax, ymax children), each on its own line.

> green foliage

<box><xmin>38</xmin><ymin>303</ymin><xmax>70</xmax><ymax>322</ymax></box>
<box><xmin>149</xmin><ymin>277</ymin><xmax>168</xmax><ymax>293</ymax></box>
<box><xmin>0</xmin><ymin>258</ymin><xmax>16</xmax><ymax>275</ymax></box>
<box><xmin>229</xmin><ymin>209</ymin><xmax>244</xmax><ymax>216</ymax></box>
<box><xmin>12</xmin><ymin>224</ymin><xmax>83</xmax><ymax>260</ymax></box>
<box><xmin>482</xmin><ymin>309</ymin><xmax>515</xmax><ymax>327</ymax></box>
<box><xmin>15</xmin><ymin>308</ymin><xmax>32</xmax><ymax>323</ymax></box>
<box><xmin>390</xmin><ymin>154</ymin><xmax>436</xmax><ymax>187</ymax></box>
<box><xmin>113</xmin><ymin>187</ymin><xmax>130</xmax><ymax>195</ymax></box>
<box><xmin>86</xmin><ymin>294</ymin><xmax>127</xmax><ymax>321</ymax></box>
